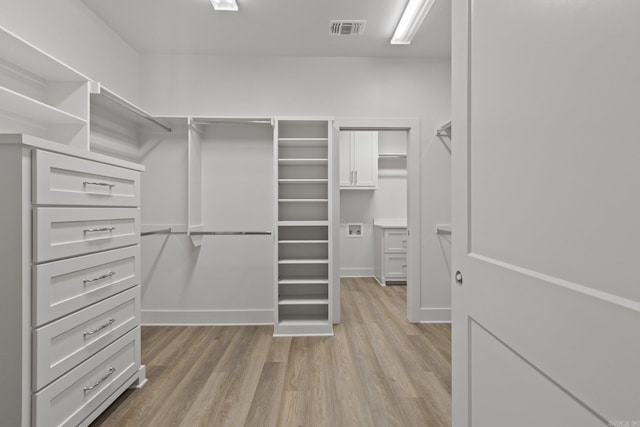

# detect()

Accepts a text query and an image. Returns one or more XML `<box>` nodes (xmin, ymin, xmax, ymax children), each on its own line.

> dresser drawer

<box><xmin>384</xmin><ymin>254</ymin><xmax>407</xmax><ymax>278</ymax></box>
<box><xmin>383</xmin><ymin>229</ymin><xmax>408</xmax><ymax>253</ymax></box>
<box><xmin>33</xmin><ymin>150</ymin><xmax>140</xmax><ymax>207</ymax></box>
<box><xmin>34</xmin><ymin>207</ymin><xmax>140</xmax><ymax>263</ymax></box>
<box><xmin>33</xmin><ymin>328</ymin><xmax>140</xmax><ymax>427</ymax></box>
<box><xmin>33</xmin><ymin>288</ymin><xmax>140</xmax><ymax>391</ymax></box>
<box><xmin>33</xmin><ymin>246</ymin><xmax>140</xmax><ymax>327</ymax></box>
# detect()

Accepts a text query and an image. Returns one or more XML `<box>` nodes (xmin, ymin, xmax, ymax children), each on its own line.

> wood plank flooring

<box><xmin>91</xmin><ymin>277</ymin><xmax>451</xmax><ymax>427</ymax></box>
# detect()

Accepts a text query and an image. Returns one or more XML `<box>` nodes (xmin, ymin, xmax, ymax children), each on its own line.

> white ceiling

<box><xmin>80</xmin><ymin>0</ymin><xmax>451</xmax><ymax>58</ymax></box>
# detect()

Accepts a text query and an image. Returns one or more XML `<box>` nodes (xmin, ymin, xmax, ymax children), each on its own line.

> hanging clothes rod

<box><xmin>141</xmin><ymin>228</ymin><xmax>173</xmax><ymax>236</ymax></box>
<box><xmin>190</xmin><ymin>230</ymin><xmax>272</xmax><ymax>236</ymax></box>
<box><xmin>436</xmin><ymin>121</ymin><xmax>452</xmax><ymax>137</ymax></box>
<box><xmin>101</xmin><ymin>89</ymin><xmax>172</xmax><ymax>133</ymax></box>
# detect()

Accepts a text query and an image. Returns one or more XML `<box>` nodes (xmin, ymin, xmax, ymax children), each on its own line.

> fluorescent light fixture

<box><xmin>391</xmin><ymin>0</ymin><xmax>436</xmax><ymax>44</ymax></box>
<box><xmin>210</xmin><ymin>0</ymin><xmax>238</xmax><ymax>12</ymax></box>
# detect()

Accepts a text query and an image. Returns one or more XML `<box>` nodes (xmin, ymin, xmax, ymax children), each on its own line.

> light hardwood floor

<box><xmin>91</xmin><ymin>277</ymin><xmax>451</xmax><ymax>427</ymax></box>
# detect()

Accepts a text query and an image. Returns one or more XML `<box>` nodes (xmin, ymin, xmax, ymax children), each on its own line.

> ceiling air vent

<box><xmin>329</xmin><ymin>20</ymin><xmax>367</xmax><ymax>36</ymax></box>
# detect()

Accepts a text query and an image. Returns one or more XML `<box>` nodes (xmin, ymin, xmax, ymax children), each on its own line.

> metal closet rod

<box><xmin>142</xmin><ymin>229</ymin><xmax>272</xmax><ymax>236</ymax></box>
<box><xmin>101</xmin><ymin>89</ymin><xmax>172</xmax><ymax>133</ymax></box>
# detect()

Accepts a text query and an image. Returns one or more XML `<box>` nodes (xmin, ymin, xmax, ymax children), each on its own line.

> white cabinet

<box><xmin>374</xmin><ymin>221</ymin><xmax>408</xmax><ymax>285</ymax></box>
<box><xmin>0</xmin><ymin>134</ymin><xmax>144</xmax><ymax>427</ymax></box>
<box><xmin>339</xmin><ymin>131</ymin><xmax>378</xmax><ymax>189</ymax></box>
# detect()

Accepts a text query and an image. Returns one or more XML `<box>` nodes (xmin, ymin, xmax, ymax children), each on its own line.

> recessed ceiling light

<box><xmin>210</xmin><ymin>0</ymin><xmax>238</xmax><ymax>12</ymax></box>
<box><xmin>391</xmin><ymin>0</ymin><xmax>436</xmax><ymax>45</ymax></box>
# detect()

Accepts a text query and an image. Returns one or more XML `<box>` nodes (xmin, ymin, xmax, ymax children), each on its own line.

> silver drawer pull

<box><xmin>83</xmin><ymin>367</ymin><xmax>116</xmax><ymax>392</ymax></box>
<box><xmin>83</xmin><ymin>181</ymin><xmax>115</xmax><ymax>188</ymax></box>
<box><xmin>84</xmin><ymin>227</ymin><xmax>116</xmax><ymax>233</ymax></box>
<box><xmin>83</xmin><ymin>318</ymin><xmax>115</xmax><ymax>336</ymax></box>
<box><xmin>83</xmin><ymin>271</ymin><xmax>115</xmax><ymax>284</ymax></box>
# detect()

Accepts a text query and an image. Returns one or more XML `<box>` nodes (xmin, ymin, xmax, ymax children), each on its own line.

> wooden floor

<box><xmin>91</xmin><ymin>277</ymin><xmax>451</xmax><ymax>427</ymax></box>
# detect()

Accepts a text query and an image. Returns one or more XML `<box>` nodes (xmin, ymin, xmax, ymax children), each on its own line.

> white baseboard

<box><xmin>340</xmin><ymin>267</ymin><xmax>374</xmax><ymax>277</ymax></box>
<box><xmin>419</xmin><ymin>307</ymin><xmax>452</xmax><ymax>323</ymax></box>
<box><xmin>142</xmin><ymin>309</ymin><xmax>274</xmax><ymax>326</ymax></box>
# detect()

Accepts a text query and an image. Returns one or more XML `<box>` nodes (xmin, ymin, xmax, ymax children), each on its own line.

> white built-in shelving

<box><xmin>0</xmin><ymin>27</ymin><xmax>90</xmax><ymax>148</ymax></box>
<box><xmin>274</xmin><ymin>118</ymin><xmax>336</xmax><ymax>336</ymax></box>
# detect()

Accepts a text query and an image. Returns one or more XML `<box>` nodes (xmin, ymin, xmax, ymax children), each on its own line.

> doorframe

<box><xmin>334</xmin><ymin>117</ymin><xmax>421</xmax><ymax>322</ymax></box>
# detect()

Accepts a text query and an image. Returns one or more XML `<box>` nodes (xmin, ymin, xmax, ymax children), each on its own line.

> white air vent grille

<box><xmin>329</xmin><ymin>20</ymin><xmax>366</xmax><ymax>36</ymax></box>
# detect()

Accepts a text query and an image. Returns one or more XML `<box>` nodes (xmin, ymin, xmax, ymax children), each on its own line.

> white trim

<box><xmin>419</xmin><ymin>307</ymin><xmax>451</xmax><ymax>323</ymax></box>
<box><xmin>340</xmin><ymin>268</ymin><xmax>375</xmax><ymax>277</ymax></box>
<box><xmin>142</xmin><ymin>309</ymin><xmax>274</xmax><ymax>326</ymax></box>
<box><xmin>335</xmin><ymin>117</ymin><xmax>421</xmax><ymax>323</ymax></box>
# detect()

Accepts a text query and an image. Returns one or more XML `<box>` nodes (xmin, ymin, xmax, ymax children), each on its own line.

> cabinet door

<box><xmin>339</xmin><ymin>131</ymin><xmax>353</xmax><ymax>187</ymax></box>
<box><xmin>352</xmin><ymin>131</ymin><xmax>378</xmax><ymax>188</ymax></box>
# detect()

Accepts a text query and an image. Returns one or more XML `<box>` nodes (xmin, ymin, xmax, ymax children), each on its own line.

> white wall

<box><xmin>141</xmin><ymin>54</ymin><xmax>452</xmax><ymax>323</ymax></box>
<box><xmin>340</xmin><ymin>130</ymin><xmax>408</xmax><ymax>277</ymax></box>
<box><xmin>0</xmin><ymin>0</ymin><xmax>141</xmax><ymax>103</ymax></box>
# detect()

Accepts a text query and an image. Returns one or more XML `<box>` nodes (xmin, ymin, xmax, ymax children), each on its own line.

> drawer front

<box><xmin>383</xmin><ymin>229</ymin><xmax>408</xmax><ymax>253</ymax></box>
<box><xmin>33</xmin><ymin>246</ymin><xmax>140</xmax><ymax>327</ymax></box>
<box><xmin>33</xmin><ymin>150</ymin><xmax>140</xmax><ymax>207</ymax></box>
<box><xmin>384</xmin><ymin>254</ymin><xmax>407</xmax><ymax>278</ymax></box>
<box><xmin>33</xmin><ymin>328</ymin><xmax>140</xmax><ymax>427</ymax></box>
<box><xmin>34</xmin><ymin>207</ymin><xmax>140</xmax><ymax>263</ymax></box>
<box><xmin>33</xmin><ymin>287</ymin><xmax>140</xmax><ymax>391</ymax></box>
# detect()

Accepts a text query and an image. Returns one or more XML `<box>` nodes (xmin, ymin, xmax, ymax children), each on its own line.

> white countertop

<box><xmin>373</xmin><ymin>218</ymin><xmax>407</xmax><ymax>228</ymax></box>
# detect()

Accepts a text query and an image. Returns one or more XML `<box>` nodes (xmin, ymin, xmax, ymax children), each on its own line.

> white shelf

<box><xmin>278</xmin><ymin>179</ymin><xmax>328</xmax><ymax>183</ymax></box>
<box><xmin>278</xmin><ymin>221</ymin><xmax>329</xmax><ymax>226</ymax></box>
<box><xmin>278</xmin><ymin>158</ymin><xmax>328</xmax><ymax>166</ymax></box>
<box><xmin>378</xmin><ymin>153</ymin><xmax>407</xmax><ymax>158</ymax></box>
<box><xmin>278</xmin><ymin>315</ymin><xmax>330</xmax><ymax>326</ymax></box>
<box><xmin>278</xmin><ymin>258</ymin><xmax>329</xmax><ymax>265</ymax></box>
<box><xmin>278</xmin><ymin>277</ymin><xmax>329</xmax><ymax>285</ymax></box>
<box><xmin>0</xmin><ymin>28</ymin><xmax>87</xmax><ymax>82</ymax></box>
<box><xmin>278</xmin><ymin>295</ymin><xmax>329</xmax><ymax>305</ymax></box>
<box><xmin>0</xmin><ymin>86</ymin><xmax>87</xmax><ymax>125</ymax></box>
<box><xmin>279</xmin><ymin>199</ymin><xmax>328</xmax><ymax>203</ymax></box>
<box><xmin>278</xmin><ymin>240</ymin><xmax>328</xmax><ymax>244</ymax></box>
<box><xmin>435</xmin><ymin>224</ymin><xmax>452</xmax><ymax>234</ymax></box>
<box><xmin>278</xmin><ymin>138</ymin><xmax>328</xmax><ymax>147</ymax></box>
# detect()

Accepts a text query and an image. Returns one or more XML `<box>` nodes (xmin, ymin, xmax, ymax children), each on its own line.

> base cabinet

<box><xmin>0</xmin><ymin>136</ymin><xmax>145</xmax><ymax>427</ymax></box>
<box><xmin>374</xmin><ymin>222</ymin><xmax>408</xmax><ymax>285</ymax></box>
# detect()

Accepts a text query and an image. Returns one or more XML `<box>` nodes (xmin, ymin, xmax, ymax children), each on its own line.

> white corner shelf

<box><xmin>0</xmin><ymin>86</ymin><xmax>87</xmax><ymax>125</ymax></box>
<box><xmin>277</xmin><ymin>277</ymin><xmax>330</xmax><ymax>285</ymax></box>
<box><xmin>278</xmin><ymin>295</ymin><xmax>329</xmax><ymax>305</ymax></box>
<box><xmin>278</xmin><ymin>240</ymin><xmax>329</xmax><ymax>244</ymax></box>
<box><xmin>278</xmin><ymin>258</ymin><xmax>329</xmax><ymax>265</ymax></box>
<box><xmin>278</xmin><ymin>221</ymin><xmax>329</xmax><ymax>227</ymax></box>
<box><xmin>278</xmin><ymin>199</ymin><xmax>328</xmax><ymax>203</ymax></box>
<box><xmin>278</xmin><ymin>158</ymin><xmax>328</xmax><ymax>166</ymax></box>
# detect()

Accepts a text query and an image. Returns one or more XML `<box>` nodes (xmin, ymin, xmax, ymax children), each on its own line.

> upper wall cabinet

<box><xmin>0</xmin><ymin>27</ymin><xmax>90</xmax><ymax>149</ymax></box>
<box><xmin>339</xmin><ymin>131</ymin><xmax>378</xmax><ymax>190</ymax></box>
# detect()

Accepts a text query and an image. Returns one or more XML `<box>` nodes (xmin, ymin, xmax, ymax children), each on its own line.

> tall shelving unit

<box><xmin>274</xmin><ymin>118</ymin><xmax>335</xmax><ymax>336</ymax></box>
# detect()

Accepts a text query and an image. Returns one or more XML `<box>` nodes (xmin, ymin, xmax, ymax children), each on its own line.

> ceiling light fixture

<box><xmin>210</xmin><ymin>0</ymin><xmax>238</xmax><ymax>12</ymax></box>
<box><xmin>391</xmin><ymin>0</ymin><xmax>436</xmax><ymax>44</ymax></box>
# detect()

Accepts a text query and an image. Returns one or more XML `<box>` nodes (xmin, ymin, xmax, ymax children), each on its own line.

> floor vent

<box><xmin>329</xmin><ymin>20</ymin><xmax>366</xmax><ymax>36</ymax></box>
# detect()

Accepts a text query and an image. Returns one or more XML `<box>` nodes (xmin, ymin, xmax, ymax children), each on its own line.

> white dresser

<box><xmin>0</xmin><ymin>134</ymin><xmax>145</xmax><ymax>427</ymax></box>
<box><xmin>373</xmin><ymin>219</ymin><xmax>408</xmax><ymax>285</ymax></box>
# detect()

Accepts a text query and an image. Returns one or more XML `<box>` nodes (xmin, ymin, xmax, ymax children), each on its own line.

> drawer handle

<box><xmin>83</xmin><ymin>181</ymin><xmax>115</xmax><ymax>188</ymax></box>
<box><xmin>83</xmin><ymin>318</ymin><xmax>115</xmax><ymax>336</ymax></box>
<box><xmin>83</xmin><ymin>271</ymin><xmax>115</xmax><ymax>284</ymax></box>
<box><xmin>84</xmin><ymin>227</ymin><xmax>116</xmax><ymax>233</ymax></box>
<box><xmin>83</xmin><ymin>367</ymin><xmax>116</xmax><ymax>392</ymax></box>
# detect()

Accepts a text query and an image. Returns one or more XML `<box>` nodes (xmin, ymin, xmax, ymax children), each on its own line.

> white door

<box><xmin>339</xmin><ymin>131</ymin><xmax>353</xmax><ymax>186</ymax></box>
<box><xmin>452</xmin><ymin>1</ymin><xmax>640</xmax><ymax>426</ymax></box>
<box><xmin>352</xmin><ymin>131</ymin><xmax>378</xmax><ymax>188</ymax></box>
